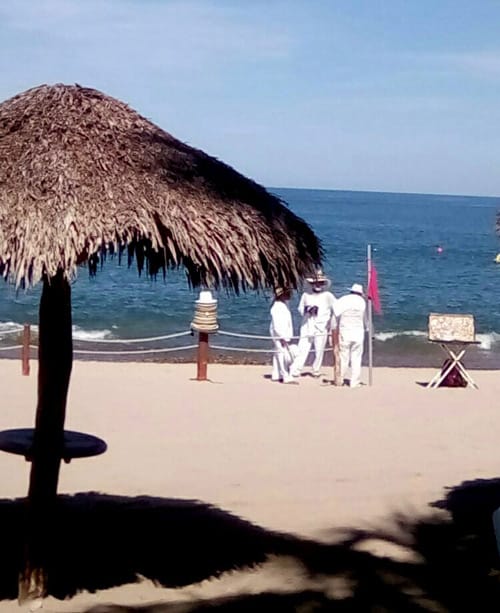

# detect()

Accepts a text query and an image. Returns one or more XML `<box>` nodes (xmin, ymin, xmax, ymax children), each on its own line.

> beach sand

<box><xmin>0</xmin><ymin>359</ymin><xmax>499</xmax><ymax>611</ymax></box>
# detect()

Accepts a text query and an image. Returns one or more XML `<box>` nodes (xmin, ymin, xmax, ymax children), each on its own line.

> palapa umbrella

<box><xmin>0</xmin><ymin>83</ymin><xmax>322</xmax><ymax>600</ymax></box>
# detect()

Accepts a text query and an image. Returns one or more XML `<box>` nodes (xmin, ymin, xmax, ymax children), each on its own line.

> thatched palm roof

<box><xmin>0</xmin><ymin>84</ymin><xmax>322</xmax><ymax>290</ymax></box>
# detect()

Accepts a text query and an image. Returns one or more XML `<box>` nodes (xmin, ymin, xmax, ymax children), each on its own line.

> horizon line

<box><xmin>268</xmin><ymin>185</ymin><xmax>500</xmax><ymax>201</ymax></box>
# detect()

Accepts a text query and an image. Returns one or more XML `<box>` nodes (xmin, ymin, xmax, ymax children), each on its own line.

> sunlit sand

<box><xmin>0</xmin><ymin>359</ymin><xmax>497</xmax><ymax>611</ymax></box>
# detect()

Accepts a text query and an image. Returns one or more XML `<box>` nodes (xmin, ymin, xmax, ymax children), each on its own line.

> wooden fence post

<box><xmin>22</xmin><ymin>324</ymin><xmax>30</xmax><ymax>376</ymax></box>
<box><xmin>197</xmin><ymin>332</ymin><xmax>209</xmax><ymax>381</ymax></box>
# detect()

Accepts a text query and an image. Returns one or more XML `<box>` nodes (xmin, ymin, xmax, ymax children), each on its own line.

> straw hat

<box><xmin>305</xmin><ymin>269</ymin><xmax>331</xmax><ymax>289</ymax></box>
<box><xmin>350</xmin><ymin>283</ymin><xmax>364</xmax><ymax>295</ymax></box>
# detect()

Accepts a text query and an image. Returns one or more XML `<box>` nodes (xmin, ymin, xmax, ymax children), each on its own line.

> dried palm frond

<box><xmin>0</xmin><ymin>84</ymin><xmax>322</xmax><ymax>291</ymax></box>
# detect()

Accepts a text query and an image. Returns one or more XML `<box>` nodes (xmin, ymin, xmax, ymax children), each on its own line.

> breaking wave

<box><xmin>374</xmin><ymin>330</ymin><xmax>427</xmax><ymax>342</ymax></box>
<box><xmin>374</xmin><ymin>329</ymin><xmax>500</xmax><ymax>350</ymax></box>
<box><xmin>0</xmin><ymin>321</ymin><xmax>23</xmax><ymax>337</ymax></box>
<box><xmin>72</xmin><ymin>326</ymin><xmax>112</xmax><ymax>341</ymax></box>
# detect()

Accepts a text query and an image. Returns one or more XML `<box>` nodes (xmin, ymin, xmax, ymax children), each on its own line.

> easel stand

<box><xmin>426</xmin><ymin>340</ymin><xmax>480</xmax><ymax>389</ymax></box>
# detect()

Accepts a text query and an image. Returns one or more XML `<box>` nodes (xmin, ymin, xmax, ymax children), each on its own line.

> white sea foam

<box><xmin>72</xmin><ymin>326</ymin><xmax>112</xmax><ymax>341</ymax></box>
<box><xmin>0</xmin><ymin>321</ymin><xmax>23</xmax><ymax>337</ymax></box>
<box><xmin>476</xmin><ymin>332</ymin><xmax>500</xmax><ymax>350</ymax></box>
<box><xmin>374</xmin><ymin>330</ymin><xmax>427</xmax><ymax>342</ymax></box>
<box><xmin>0</xmin><ymin>322</ymin><xmax>111</xmax><ymax>342</ymax></box>
<box><xmin>374</xmin><ymin>330</ymin><xmax>500</xmax><ymax>351</ymax></box>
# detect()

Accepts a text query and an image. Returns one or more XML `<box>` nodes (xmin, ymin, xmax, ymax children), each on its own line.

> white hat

<box><xmin>196</xmin><ymin>290</ymin><xmax>217</xmax><ymax>304</ymax></box>
<box><xmin>305</xmin><ymin>269</ymin><xmax>331</xmax><ymax>289</ymax></box>
<box><xmin>350</xmin><ymin>283</ymin><xmax>363</xmax><ymax>295</ymax></box>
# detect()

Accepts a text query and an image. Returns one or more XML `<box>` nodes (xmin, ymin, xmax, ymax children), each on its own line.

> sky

<box><xmin>1</xmin><ymin>0</ymin><xmax>500</xmax><ymax>197</ymax></box>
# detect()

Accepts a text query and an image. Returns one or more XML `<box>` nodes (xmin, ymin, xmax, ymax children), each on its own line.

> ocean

<box><xmin>1</xmin><ymin>188</ymin><xmax>499</xmax><ymax>368</ymax></box>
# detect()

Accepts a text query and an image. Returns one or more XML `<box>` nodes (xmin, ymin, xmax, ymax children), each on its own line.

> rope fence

<box><xmin>0</xmin><ymin>314</ymin><xmax>340</xmax><ymax>382</ymax></box>
<box><xmin>0</xmin><ymin>327</ymin><xmax>23</xmax><ymax>336</ymax></box>
<box><xmin>73</xmin><ymin>345</ymin><xmax>198</xmax><ymax>356</ymax></box>
<box><xmin>218</xmin><ymin>330</ymin><xmax>275</xmax><ymax>341</ymax></box>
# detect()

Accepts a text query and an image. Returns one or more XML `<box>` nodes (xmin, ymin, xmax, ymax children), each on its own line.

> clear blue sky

<box><xmin>1</xmin><ymin>0</ymin><xmax>500</xmax><ymax>197</ymax></box>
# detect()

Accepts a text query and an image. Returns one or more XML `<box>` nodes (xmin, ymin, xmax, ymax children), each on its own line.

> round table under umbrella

<box><xmin>0</xmin><ymin>84</ymin><xmax>322</xmax><ymax>602</ymax></box>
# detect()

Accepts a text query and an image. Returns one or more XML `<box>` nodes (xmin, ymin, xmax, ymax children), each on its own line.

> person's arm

<box><xmin>333</xmin><ymin>294</ymin><xmax>340</xmax><ymax>329</ymax></box>
<box><xmin>329</xmin><ymin>304</ymin><xmax>338</xmax><ymax>331</ymax></box>
<box><xmin>297</xmin><ymin>292</ymin><xmax>306</xmax><ymax>316</ymax></box>
<box><xmin>323</xmin><ymin>293</ymin><xmax>333</xmax><ymax>330</ymax></box>
<box><xmin>333</xmin><ymin>296</ymin><xmax>344</xmax><ymax>319</ymax></box>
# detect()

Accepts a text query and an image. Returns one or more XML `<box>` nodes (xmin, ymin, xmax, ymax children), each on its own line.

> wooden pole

<box><xmin>22</xmin><ymin>324</ymin><xmax>31</xmax><ymax>376</ymax></box>
<box><xmin>332</xmin><ymin>328</ymin><xmax>342</xmax><ymax>386</ymax></box>
<box><xmin>367</xmin><ymin>244</ymin><xmax>373</xmax><ymax>386</ymax></box>
<box><xmin>197</xmin><ymin>332</ymin><xmax>209</xmax><ymax>381</ymax></box>
<box><xmin>19</xmin><ymin>271</ymin><xmax>73</xmax><ymax>603</ymax></box>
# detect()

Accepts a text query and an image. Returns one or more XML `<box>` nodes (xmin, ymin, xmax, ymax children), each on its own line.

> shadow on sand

<box><xmin>1</xmin><ymin>482</ymin><xmax>500</xmax><ymax>611</ymax></box>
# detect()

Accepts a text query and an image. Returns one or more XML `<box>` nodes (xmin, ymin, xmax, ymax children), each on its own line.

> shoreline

<box><xmin>1</xmin><ymin>321</ymin><xmax>499</xmax><ymax>368</ymax></box>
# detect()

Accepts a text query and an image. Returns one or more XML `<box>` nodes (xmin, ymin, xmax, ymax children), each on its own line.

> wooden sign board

<box><xmin>428</xmin><ymin>313</ymin><xmax>475</xmax><ymax>343</ymax></box>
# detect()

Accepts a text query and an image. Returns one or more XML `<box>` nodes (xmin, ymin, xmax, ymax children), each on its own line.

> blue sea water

<box><xmin>0</xmin><ymin>188</ymin><xmax>499</xmax><ymax>367</ymax></box>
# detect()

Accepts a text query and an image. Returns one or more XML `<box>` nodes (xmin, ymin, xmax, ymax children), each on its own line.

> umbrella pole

<box><xmin>19</xmin><ymin>270</ymin><xmax>73</xmax><ymax>603</ymax></box>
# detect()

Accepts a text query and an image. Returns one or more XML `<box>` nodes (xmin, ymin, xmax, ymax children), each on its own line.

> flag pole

<box><xmin>367</xmin><ymin>244</ymin><xmax>373</xmax><ymax>386</ymax></box>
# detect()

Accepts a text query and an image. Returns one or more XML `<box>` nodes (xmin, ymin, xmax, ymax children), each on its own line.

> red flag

<box><xmin>368</xmin><ymin>264</ymin><xmax>382</xmax><ymax>314</ymax></box>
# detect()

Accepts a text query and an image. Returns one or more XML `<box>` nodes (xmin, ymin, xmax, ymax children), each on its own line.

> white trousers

<box><xmin>339</xmin><ymin>331</ymin><xmax>364</xmax><ymax>387</ymax></box>
<box><xmin>291</xmin><ymin>331</ymin><xmax>328</xmax><ymax>376</ymax></box>
<box><xmin>271</xmin><ymin>341</ymin><xmax>293</xmax><ymax>382</ymax></box>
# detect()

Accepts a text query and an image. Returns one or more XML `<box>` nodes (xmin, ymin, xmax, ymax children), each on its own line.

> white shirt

<box><xmin>298</xmin><ymin>290</ymin><xmax>336</xmax><ymax>336</ymax></box>
<box><xmin>333</xmin><ymin>293</ymin><xmax>367</xmax><ymax>334</ymax></box>
<box><xmin>270</xmin><ymin>300</ymin><xmax>293</xmax><ymax>342</ymax></box>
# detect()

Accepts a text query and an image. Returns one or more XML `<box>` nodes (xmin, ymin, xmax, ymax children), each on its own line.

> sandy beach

<box><xmin>0</xmin><ymin>359</ymin><xmax>499</xmax><ymax>611</ymax></box>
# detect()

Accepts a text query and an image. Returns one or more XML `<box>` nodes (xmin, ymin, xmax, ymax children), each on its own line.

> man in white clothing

<box><xmin>290</xmin><ymin>270</ymin><xmax>336</xmax><ymax>378</ymax></box>
<box><xmin>269</xmin><ymin>287</ymin><xmax>297</xmax><ymax>384</ymax></box>
<box><xmin>333</xmin><ymin>283</ymin><xmax>367</xmax><ymax>388</ymax></box>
